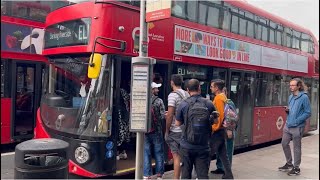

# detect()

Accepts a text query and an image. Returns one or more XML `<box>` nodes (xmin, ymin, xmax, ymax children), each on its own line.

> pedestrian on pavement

<box><xmin>210</xmin><ymin>79</ymin><xmax>234</xmax><ymax>179</ymax></box>
<box><xmin>211</xmin><ymin>87</ymin><xmax>236</xmax><ymax>175</ymax></box>
<box><xmin>165</xmin><ymin>74</ymin><xmax>189</xmax><ymax>179</ymax></box>
<box><xmin>278</xmin><ymin>78</ymin><xmax>311</xmax><ymax>176</ymax></box>
<box><xmin>143</xmin><ymin>82</ymin><xmax>166</xmax><ymax>180</ymax></box>
<box><xmin>175</xmin><ymin>79</ymin><xmax>215</xmax><ymax>179</ymax></box>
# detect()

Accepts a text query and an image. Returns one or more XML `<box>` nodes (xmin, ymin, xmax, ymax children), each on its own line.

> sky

<box><xmin>245</xmin><ymin>0</ymin><xmax>319</xmax><ymax>41</ymax></box>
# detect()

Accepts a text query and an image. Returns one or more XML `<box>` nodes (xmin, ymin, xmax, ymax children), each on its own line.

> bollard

<box><xmin>14</xmin><ymin>138</ymin><xmax>69</xmax><ymax>179</ymax></box>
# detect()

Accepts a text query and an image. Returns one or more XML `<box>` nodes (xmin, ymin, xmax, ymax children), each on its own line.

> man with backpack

<box><xmin>165</xmin><ymin>74</ymin><xmax>190</xmax><ymax>179</ymax></box>
<box><xmin>175</xmin><ymin>79</ymin><xmax>215</xmax><ymax>179</ymax></box>
<box><xmin>210</xmin><ymin>79</ymin><xmax>234</xmax><ymax>179</ymax></box>
<box><xmin>143</xmin><ymin>82</ymin><xmax>166</xmax><ymax>179</ymax></box>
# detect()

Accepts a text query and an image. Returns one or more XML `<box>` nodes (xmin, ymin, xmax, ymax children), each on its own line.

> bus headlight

<box><xmin>74</xmin><ymin>145</ymin><xmax>90</xmax><ymax>164</ymax></box>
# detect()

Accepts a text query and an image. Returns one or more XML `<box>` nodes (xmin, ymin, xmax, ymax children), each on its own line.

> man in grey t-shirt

<box><xmin>165</xmin><ymin>74</ymin><xmax>189</xmax><ymax>179</ymax></box>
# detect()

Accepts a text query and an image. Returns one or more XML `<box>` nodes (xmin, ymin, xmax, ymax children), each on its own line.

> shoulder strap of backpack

<box><xmin>174</xmin><ymin>90</ymin><xmax>186</xmax><ymax>100</ymax></box>
<box><xmin>151</xmin><ymin>96</ymin><xmax>159</xmax><ymax>105</ymax></box>
<box><xmin>183</xmin><ymin>98</ymin><xmax>192</xmax><ymax>137</ymax></box>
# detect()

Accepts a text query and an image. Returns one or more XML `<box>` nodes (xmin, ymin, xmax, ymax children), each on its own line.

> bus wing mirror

<box><xmin>88</xmin><ymin>53</ymin><xmax>102</xmax><ymax>79</ymax></box>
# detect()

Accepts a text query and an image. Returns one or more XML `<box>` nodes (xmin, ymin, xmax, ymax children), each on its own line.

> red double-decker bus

<box><xmin>0</xmin><ymin>1</ymin><xmax>72</xmax><ymax>144</ymax></box>
<box><xmin>35</xmin><ymin>0</ymin><xmax>319</xmax><ymax>177</ymax></box>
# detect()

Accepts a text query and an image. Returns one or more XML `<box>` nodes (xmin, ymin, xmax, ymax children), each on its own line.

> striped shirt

<box><xmin>168</xmin><ymin>89</ymin><xmax>190</xmax><ymax>132</ymax></box>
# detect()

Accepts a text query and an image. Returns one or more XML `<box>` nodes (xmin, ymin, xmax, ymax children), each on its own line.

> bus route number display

<box><xmin>130</xmin><ymin>64</ymin><xmax>150</xmax><ymax>132</ymax></box>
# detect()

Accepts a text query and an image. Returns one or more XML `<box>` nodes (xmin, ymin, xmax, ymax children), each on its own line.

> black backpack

<box><xmin>183</xmin><ymin>97</ymin><xmax>211</xmax><ymax>145</ymax></box>
<box><xmin>148</xmin><ymin>96</ymin><xmax>160</xmax><ymax>133</ymax></box>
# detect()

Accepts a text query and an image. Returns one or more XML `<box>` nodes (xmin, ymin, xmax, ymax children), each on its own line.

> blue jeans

<box><xmin>144</xmin><ymin>131</ymin><xmax>164</xmax><ymax>177</ymax></box>
<box><xmin>216</xmin><ymin>131</ymin><xmax>235</xmax><ymax>170</ymax></box>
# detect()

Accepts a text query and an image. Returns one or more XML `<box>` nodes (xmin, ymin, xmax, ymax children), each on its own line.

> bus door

<box><xmin>310</xmin><ymin>79</ymin><xmax>319</xmax><ymax>130</ymax></box>
<box><xmin>112</xmin><ymin>56</ymin><xmax>134</xmax><ymax>174</ymax></box>
<box><xmin>11</xmin><ymin>61</ymin><xmax>42</xmax><ymax>140</ymax></box>
<box><xmin>153</xmin><ymin>61</ymin><xmax>170</xmax><ymax>109</ymax></box>
<box><xmin>228</xmin><ymin>70</ymin><xmax>255</xmax><ymax>147</ymax></box>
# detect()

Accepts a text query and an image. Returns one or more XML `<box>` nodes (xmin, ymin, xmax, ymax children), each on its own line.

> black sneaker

<box><xmin>210</xmin><ymin>169</ymin><xmax>225</xmax><ymax>174</ymax></box>
<box><xmin>278</xmin><ymin>163</ymin><xmax>293</xmax><ymax>171</ymax></box>
<box><xmin>222</xmin><ymin>174</ymin><xmax>234</xmax><ymax>179</ymax></box>
<box><xmin>287</xmin><ymin>167</ymin><xmax>300</xmax><ymax>176</ymax></box>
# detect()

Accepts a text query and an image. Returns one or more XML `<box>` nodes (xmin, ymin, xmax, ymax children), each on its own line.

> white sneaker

<box><xmin>143</xmin><ymin>176</ymin><xmax>151</xmax><ymax>180</ymax></box>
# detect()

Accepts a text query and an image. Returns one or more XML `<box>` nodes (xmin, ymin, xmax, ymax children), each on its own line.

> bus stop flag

<box><xmin>146</xmin><ymin>0</ymin><xmax>171</xmax><ymax>22</ymax></box>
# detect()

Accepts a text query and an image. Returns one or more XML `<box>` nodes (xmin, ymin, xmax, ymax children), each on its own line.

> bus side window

<box><xmin>172</xmin><ymin>0</ymin><xmax>185</xmax><ymax>18</ymax></box>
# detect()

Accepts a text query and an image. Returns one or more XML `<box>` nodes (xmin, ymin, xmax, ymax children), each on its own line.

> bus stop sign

<box><xmin>130</xmin><ymin>57</ymin><xmax>156</xmax><ymax>132</ymax></box>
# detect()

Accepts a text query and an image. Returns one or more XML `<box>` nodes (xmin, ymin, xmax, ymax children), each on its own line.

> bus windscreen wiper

<box><xmin>48</xmin><ymin>56</ymin><xmax>88</xmax><ymax>65</ymax></box>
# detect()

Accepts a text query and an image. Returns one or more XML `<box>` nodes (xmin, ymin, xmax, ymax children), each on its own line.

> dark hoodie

<box><xmin>286</xmin><ymin>91</ymin><xmax>311</xmax><ymax>128</ymax></box>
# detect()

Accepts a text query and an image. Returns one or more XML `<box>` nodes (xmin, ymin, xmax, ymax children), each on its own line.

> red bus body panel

<box><xmin>34</xmin><ymin>108</ymin><xmax>50</xmax><ymax>139</ymax></box>
<box><xmin>69</xmin><ymin>160</ymin><xmax>106</xmax><ymax>178</ymax></box>
<box><xmin>1</xmin><ymin>98</ymin><xmax>13</xmax><ymax>144</ymax></box>
<box><xmin>252</xmin><ymin>107</ymin><xmax>287</xmax><ymax>145</ymax></box>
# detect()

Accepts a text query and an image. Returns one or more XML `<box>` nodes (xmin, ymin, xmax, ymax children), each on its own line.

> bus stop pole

<box><xmin>135</xmin><ymin>0</ymin><xmax>147</xmax><ymax>179</ymax></box>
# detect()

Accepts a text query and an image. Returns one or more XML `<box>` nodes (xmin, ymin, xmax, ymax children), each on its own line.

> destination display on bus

<box><xmin>44</xmin><ymin>18</ymin><xmax>90</xmax><ymax>49</ymax></box>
